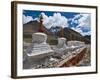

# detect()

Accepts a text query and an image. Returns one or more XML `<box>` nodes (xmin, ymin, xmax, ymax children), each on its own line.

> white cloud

<box><xmin>23</xmin><ymin>12</ymin><xmax>68</xmax><ymax>29</ymax></box>
<box><xmin>77</xmin><ymin>14</ymin><xmax>91</xmax><ymax>28</ymax></box>
<box><xmin>23</xmin><ymin>15</ymin><xmax>33</xmax><ymax>24</ymax></box>
<box><xmin>72</xmin><ymin>13</ymin><xmax>91</xmax><ymax>28</ymax></box>
<box><xmin>70</xmin><ymin>13</ymin><xmax>91</xmax><ymax>36</ymax></box>
<box><xmin>40</xmin><ymin>12</ymin><xmax>68</xmax><ymax>29</ymax></box>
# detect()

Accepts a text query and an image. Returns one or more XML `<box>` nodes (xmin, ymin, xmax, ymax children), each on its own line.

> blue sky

<box><xmin>23</xmin><ymin>10</ymin><xmax>78</xmax><ymax>19</ymax></box>
<box><xmin>23</xmin><ymin>10</ymin><xmax>91</xmax><ymax>36</ymax></box>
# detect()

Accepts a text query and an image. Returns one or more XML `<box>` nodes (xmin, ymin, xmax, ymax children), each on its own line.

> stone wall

<box><xmin>67</xmin><ymin>41</ymin><xmax>85</xmax><ymax>47</ymax></box>
<box><xmin>57</xmin><ymin>47</ymin><xmax>86</xmax><ymax>67</ymax></box>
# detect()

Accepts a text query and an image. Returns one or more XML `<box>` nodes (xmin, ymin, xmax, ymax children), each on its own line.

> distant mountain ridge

<box><xmin>23</xmin><ymin>21</ymin><xmax>90</xmax><ymax>44</ymax></box>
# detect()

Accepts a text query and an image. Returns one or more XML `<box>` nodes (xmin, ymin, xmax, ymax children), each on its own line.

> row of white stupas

<box><xmin>23</xmin><ymin>15</ymin><xmax>85</xmax><ymax>62</ymax></box>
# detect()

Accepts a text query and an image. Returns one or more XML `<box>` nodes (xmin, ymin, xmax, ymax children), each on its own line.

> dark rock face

<box><xmin>57</xmin><ymin>27</ymin><xmax>90</xmax><ymax>44</ymax></box>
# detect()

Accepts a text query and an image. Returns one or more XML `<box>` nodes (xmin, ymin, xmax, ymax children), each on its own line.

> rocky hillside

<box><xmin>23</xmin><ymin>21</ymin><xmax>90</xmax><ymax>44</ymax></box>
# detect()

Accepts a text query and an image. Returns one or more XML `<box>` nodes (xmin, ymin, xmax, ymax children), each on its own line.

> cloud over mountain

<box><xmin>23</xmin><ymin>15</ymin><xmax>33</xmax><ymax>24</ymax></box>
<box><xmin>40</xmin><ymin>12</ymin><xmax>68</xmax><ymax>29</ymax></box>
<box><xmin>23</xmin><ymin>12</ymin><xmax>91</xmax><ymax>36</ymax></box>
<box><xmin>71</xmin><ymin>27</ymin><xmax>91</xmax><ymax>36</ymax></box>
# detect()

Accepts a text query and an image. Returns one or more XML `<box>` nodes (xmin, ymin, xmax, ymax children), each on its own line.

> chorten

<box><xmin>57</xmin><ymin>27</ymin><xmax>67</xmax><ymax>49</ymax></box>
<box><xmin>25</xmin><ymin>14</ymin><xmax>53</xmax><ymax>61</ymax></box>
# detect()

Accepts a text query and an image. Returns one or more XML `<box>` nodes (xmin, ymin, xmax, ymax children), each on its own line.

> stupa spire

<box><xmin>38</xmin><ymin>14</ymin><xmax>44</xmax><ymax>32</ymax></box>
<box><xmin>60</xmin><ymin>27</ymin><xmax>64</xmax><ymax>37</ymax></box>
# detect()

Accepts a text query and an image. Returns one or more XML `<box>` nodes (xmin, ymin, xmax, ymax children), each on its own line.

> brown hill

<box><xmin>23</xmin><ymin>21</ymin><xmax>90</xmax><ymax>44</ymax></box>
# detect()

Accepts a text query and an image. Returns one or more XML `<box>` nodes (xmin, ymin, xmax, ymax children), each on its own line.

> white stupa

<box><xmin>57</xmin><ymin>27</ymin><xmax>67</xmax><ymax>49</ymax></box>
<box><xmin>57</xmin><ymin>37</ymin><xmax>67</xmax><ymax>49</ymax></box>
<box><xmin>24</xmin><ymin>32</ymin><xmax>54</xmax><ymax>61</ymax></box>
<box><xmin>29</xmin><ymin>33</ymin><xmax>53</xmax><ymax>54</ymax></box>
<box><xmin>52</xmin><ymin>27</ymin><xmax>68</xmax><ymax>56</ymax></box>
<box><xmin>24</xmin><ymin>14</ymin><xmax>54</xmax><ymax>61</ymax></box>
